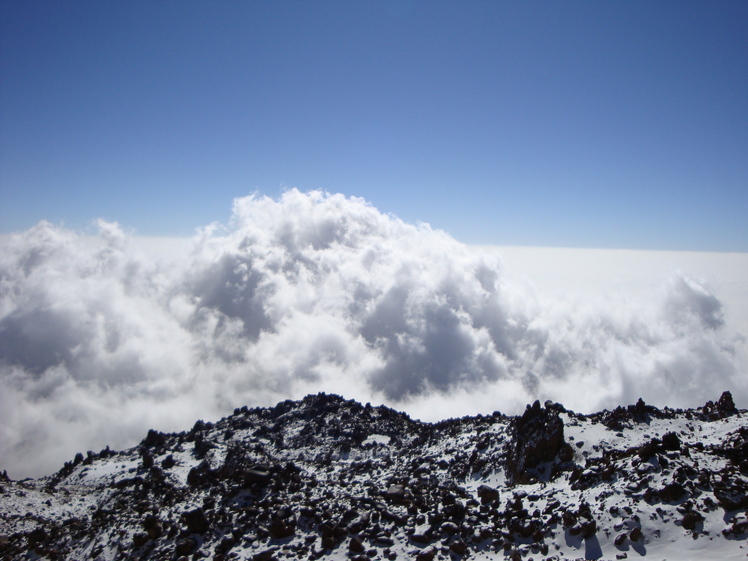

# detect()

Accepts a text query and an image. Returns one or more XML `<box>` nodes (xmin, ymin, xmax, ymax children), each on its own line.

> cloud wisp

<box><xmin>0</xmin><ymin>189</ymin><xmax>744</xmax><ymax>477</ymax></box>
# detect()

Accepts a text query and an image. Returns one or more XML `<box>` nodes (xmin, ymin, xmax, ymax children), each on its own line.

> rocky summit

<box><xmin>1</xmin><ymin>392</ymin><xmax>747</xmax><ymax>561</ymax></box>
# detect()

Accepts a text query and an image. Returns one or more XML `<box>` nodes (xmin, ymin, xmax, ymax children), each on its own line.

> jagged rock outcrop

<box><xmin>505</xmin><ymin>399</ymin><xmax>566</xmax><ymax>484</ymax></box>
<box><xmin>705</xmin><ymin>389</ymin><xmax>739</xmax><ymax>419</ymax></box>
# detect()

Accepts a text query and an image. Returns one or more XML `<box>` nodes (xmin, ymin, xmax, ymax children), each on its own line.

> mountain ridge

<box><xmin>1</xmin><ymin>392</ymin><xmax>747</xmax><ymax>560</ymax></box>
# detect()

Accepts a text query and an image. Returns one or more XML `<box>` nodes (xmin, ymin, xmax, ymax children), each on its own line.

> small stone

<box><xmin>182</xmin><ymin>507</ymin><xmax>209</xmax><ymax>534</ymax></box>
<box><xmin>449</xmin><ymin>539</ymin><xmax>468</xmax><ymax>555</ymax></box>
<box><xmin>682</xmin><ymin>511</ymin><xmax>704</xmax><ymax>531</ymax></box>
<box><xmin>349</xmin><ymin>535</ymin><xmax>365</xmax><ymax>553</ymax></box>
<box><xmin>415</xmin><ymin>547</ymin><xmax>436</xmax><ymax>561</ymax></box>
<box><xmin>174</xmin><ymin>537</ymin><xmax>197</xmax><ymax>556</ymax></box>
<box><xmin>477</xmin><ymin>485</ymin><xmax>499</xmax><ymax>505</ymax></box>
<box><xmin>385</xmin><ymin>484</ymin><xmax>405</xmax><ymax>501</ymax></box>
<box><xmin>268</xmin><ymin>518</ymin><xmax>294</xmax><ymax>539</ymax></box>
<box><xmin>252</xmin><ymin>548</ymin><xmax>277</xmax><ymax>561</ymax></box>
<box><xmin>581</xmin><ymin>519</ymin><xmax>597</xmax><ymax>539</ymax></box>
<box><xmin>132</xmin><ymin>532</ymin><xmax>149</xmax><ymax>548</ymax></box>
<box><xmin>410</xmin><ymin>531</ymin><xmax>431</xmax><ymax>544</ymax></box>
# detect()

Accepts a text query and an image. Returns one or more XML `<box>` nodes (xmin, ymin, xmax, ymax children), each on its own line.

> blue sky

<box><xmin>1</xmin><ymin>1</ymin><xmax>746</xmax><ymax>250</ymax></box>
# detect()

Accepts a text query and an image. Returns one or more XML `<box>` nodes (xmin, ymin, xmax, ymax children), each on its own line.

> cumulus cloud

<box><xmin>0</xmin><ymin>189</ymin><xmax>745</xmax><ymax>478</ymax></box>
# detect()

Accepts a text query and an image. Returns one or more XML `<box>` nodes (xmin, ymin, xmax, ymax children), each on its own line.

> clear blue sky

<box><xmin>1</xmin><ymin>1</ymin><xmax>746</xmax><ymax>250</ymax></box>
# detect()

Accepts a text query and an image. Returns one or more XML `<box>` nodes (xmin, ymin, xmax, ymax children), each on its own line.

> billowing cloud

<box><xmin>0</xmin><ymin>190</ymin><xmax>745</xmax><ymax>477</ymax></box>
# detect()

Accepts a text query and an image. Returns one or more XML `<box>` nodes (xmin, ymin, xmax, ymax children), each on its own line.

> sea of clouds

<box><xmin>1</xmin><ymin>189</ymin><xmax>746</xmax><ymax>478</ymax></box>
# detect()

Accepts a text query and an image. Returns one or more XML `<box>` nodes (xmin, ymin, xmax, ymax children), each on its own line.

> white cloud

<box><xmin>1</xmin><ymin>190</ymin><xmax>745</xmax><ymax>478</ymax></box>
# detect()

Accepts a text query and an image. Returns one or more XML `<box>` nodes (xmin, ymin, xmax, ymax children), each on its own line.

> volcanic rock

<box><xmin>183</xmin><ymin>507</ymin><xmax>210</xmax><ymax>533</ymax></box>
<box><xmin>506</xmin><ymin>400</ymin><xmax>565</xmax><ymax>483</ymax></box>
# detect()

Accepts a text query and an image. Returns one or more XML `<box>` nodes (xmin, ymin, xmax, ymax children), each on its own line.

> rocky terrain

<box><xmin>1</xmin><ymin>392</ymin><xmax>747</xmax><ymax>561</ymax></box>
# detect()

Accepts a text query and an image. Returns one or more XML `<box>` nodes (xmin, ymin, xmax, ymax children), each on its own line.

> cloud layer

<box><xmin>1</xmin><ymin>190</ymin><xmax>745</xmax><ymax>477</ymax></box>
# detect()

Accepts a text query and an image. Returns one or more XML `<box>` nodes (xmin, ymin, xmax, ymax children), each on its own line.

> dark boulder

<box><xmin>348</xmin><ymin>535</ymin><xmax>365</xmax><ymax>553</ymax></box>
<box><xmin>477</xmin><ymin>484</ymin><xmax>500</xmax><ymax>505</ymax></box>
<box><xmin>410</xmin><ymin>530</ymin><xmax>432</xmax><ymax>544</ymax></box>
<box><xmin>449</xmin><ymin>539</ymin><xmax>468</xmax><ymax>555</ymax></box>
<box><xmin>252</xmin><ymin>547</ymin><xmax>278</xmax><ymax>561</ymax></box>
<box><xmin>661</xmin><ymin>432</ymin><xmax>681</xmax><ymax>451</ymax></box>
<box><xmin>140</xmin><ymin>450</ymin><xmax>154</xmax><ymax>469</ymax></box>
<box><xmin>245</xmin><ymin>467</ymin><xmax>272</xmax><ymax>484</ymax></box>
<box><xmin>581</xmin><ymin>519</ymin><xmax>597</xmax><ymax>539</ymax></box>
<box><xmin>186</xmin><ymin>459</ymin><xmax>212</xmax><ymax>487</ymax></box>
<box><xmin>174</xmin><ymin>537</ymin><xmax>197</xmax><ymax>556</ymax></box>
<box><xmin>637</xmin><ymin>438</ymin><xmax>661</xmax><ymax>461</ymax></box>
<box><xmin>659</xmin><ymin>482</ymin><xmax>687</xmax><ymax>503</ymax></box>
<box><xmin>26</xmin><ymin>528</ymin><xmax>47</xmax><ymax>549</ymax></box>
<box><xmin>384</xmin><ymin>484</ymin><xmax>405</xmax><ymax>502</ymax></box>
<box><xmin>268</xmin><ymin>518</ymin><xmax>295</xmax><ymax>539</ymax></box>
<box><xmin>132</xmin><ymin>532</ymin><xmax>149</xmax><ymax>548</ymax></box>
<box><xmin>681</xmin><ymin>511</ymin><xmax>704</xmax><ymax>531</ymax></box>
<box><xmin>415</xmin><ymin>547</ymin><xmax>436</xmax><ymax>561</ymax></box>
<box><xmin>182</xmin><ymin>507</ymin><xmax>209</xmax><ymax>534</ymax></box>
